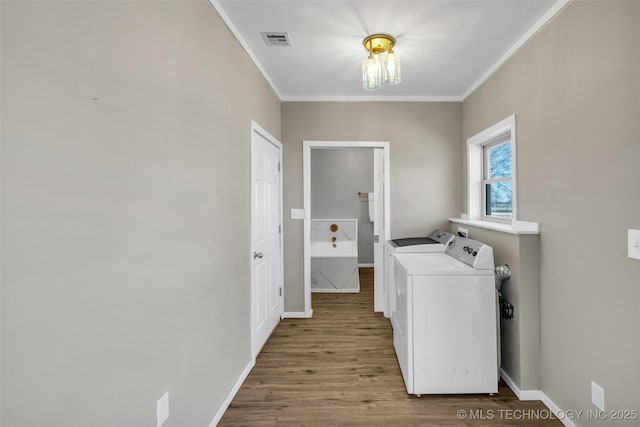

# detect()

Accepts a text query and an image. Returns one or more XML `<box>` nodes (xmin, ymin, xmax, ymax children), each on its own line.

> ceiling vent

<box><xmin>261</xmin><ymin>32</ymin><xmax>292</xmax><ymax>47</ymax></box>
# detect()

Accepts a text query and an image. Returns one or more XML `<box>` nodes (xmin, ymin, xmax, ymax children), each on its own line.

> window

<box><xmin>467</xmin><ymin>115</ymin><xmax>517</xmax><ymax>224</ymax></box>
<box><xmin>483</xmin><ymin>138</ymin><xmax>512</xmax><ymax>219</ymax></box>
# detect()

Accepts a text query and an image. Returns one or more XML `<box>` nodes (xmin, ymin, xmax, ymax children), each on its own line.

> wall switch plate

<box><xmin>591</xmin><ymin>381</ymin><xmax>605</xmax><ymax>411</ymax></box>
<box><xmin>458</xmin><ymin>227</ymin><xmax>468</xmax><ymax>238</ymax></box>
<box><xmin>157</xmin><ymin>391</ymin><xmax>169</xmax><ymax>427</ymax></box>
<box><xmin>290</xmin><ymin>208</ymin><xmax>305</xmax><ymax>220</ymax></box>
<box><xmin>628</xmin><ymin>229</ymin><xmax>640</xmax><ymax>260</ymax></box>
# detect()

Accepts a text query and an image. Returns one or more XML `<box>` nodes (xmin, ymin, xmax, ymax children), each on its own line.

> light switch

<box><xmin>157</xmin><ymin>391</ymin><xmax>169</xmax><ymax>427</ymax></box>
<box><xmin>291</xmin><ymin>208</ymin><xmax>305</xmax><ymax>220</ymax></box>
<box><xmin>591</xmin><ymin>381</ymin><xmax>605</xmax><ymax>411</ymax></box>
<box><xmin>629</xmin><ymin>229</ymin><xmax>640</xmax><ymax>260</ymax></box>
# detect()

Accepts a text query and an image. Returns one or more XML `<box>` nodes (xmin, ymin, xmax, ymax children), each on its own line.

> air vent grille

<box><xmin>261</xmin><ymin>32</ymin><xmax>292</xmax><ymax>47</ymax></box>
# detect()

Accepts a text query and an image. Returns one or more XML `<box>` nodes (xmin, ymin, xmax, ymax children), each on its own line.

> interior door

<box><xmin>373</xmin><ymin>148</ymin><xmax>386</xmax><ymax>312</ymax></box>
<box><xmin>251</xmin><ymin>127</ymin><xmax>283</xmax><ymax>357</ymax></box>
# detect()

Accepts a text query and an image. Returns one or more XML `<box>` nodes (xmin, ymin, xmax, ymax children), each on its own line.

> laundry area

<box><xmin>3</xmin><ymin>1</ymin><xmax>638</xmax><ymax>427</ymax></box>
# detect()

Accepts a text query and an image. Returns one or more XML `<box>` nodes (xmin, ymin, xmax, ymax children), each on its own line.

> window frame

<box><xmin>467</xmin><ymin>114</ymin><xmax>517</xmax><ymax>225</ymax></box>
<box><xmin>482</xmin><ymin>138</ymin><xmax>513</xmax><ymax>222</ymax></box>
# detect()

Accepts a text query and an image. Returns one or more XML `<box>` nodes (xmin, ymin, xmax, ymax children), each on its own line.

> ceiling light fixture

<box><xmin>362</xmin><ymin>34</ymin><xmax>401</xmax><ymax>91</ymax></box>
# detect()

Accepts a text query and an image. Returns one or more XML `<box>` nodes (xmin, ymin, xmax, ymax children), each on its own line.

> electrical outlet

<box><xmin>157</xmin><ymin>391</ymin><xmax>169</xmax><ymax>427</ymax></box>
<box><xmin>628</xmin><ymin>229</ymin><xmax>640</xmax><ymax>260</ymax></box>
<box><xmin>591</xmin><ymin>381</ymin><xmax>605</xmax><ymax>411</ymax></box>
<box><xmin>458</xmin><ymin>227</ymin><xmax>468</xmax><ymax>238</ymax></box>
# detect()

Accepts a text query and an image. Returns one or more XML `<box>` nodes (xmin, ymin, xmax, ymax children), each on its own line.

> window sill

<box><xmin>449</xmin><ymin>217</ymin><xmax>540</xmax><ymax>235</ymax></box>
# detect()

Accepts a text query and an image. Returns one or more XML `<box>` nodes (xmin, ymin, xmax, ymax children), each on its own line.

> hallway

<box><xmin>219</xmin><ymin>268</ymin><xmax>561</xmax><ymax>426</ymax></box>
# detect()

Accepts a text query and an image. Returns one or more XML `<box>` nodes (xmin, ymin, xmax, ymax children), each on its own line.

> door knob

<box><xmin>254</xmin><ymin>251</ymin><xmax>264</xmax><ymax>259</ymax></box>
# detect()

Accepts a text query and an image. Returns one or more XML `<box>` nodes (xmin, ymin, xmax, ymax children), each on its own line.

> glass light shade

<box><xmin>383</xmin><ymin>50</ymin><xmax>401</xmax><ymax>85</ymax></box>
<box><xmin>362</xmin><ymin>53</ymin><xmax>382</xmax><ymax>91</ymax></box>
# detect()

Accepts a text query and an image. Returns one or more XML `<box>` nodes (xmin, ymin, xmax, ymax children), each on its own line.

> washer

<box><xmin>385</xmin><ymin>229</ymin><xmax>454</xmax><ymax>317</ymax></box>
<box><xmin>388</xmin><ymin>229</ymin><xmax>454</xmax><ymax>253</ymax></box>
<box><xmin>392</xmin><ymin>236</ymin><xmax>498</xmax><ymax>395</ymax></box>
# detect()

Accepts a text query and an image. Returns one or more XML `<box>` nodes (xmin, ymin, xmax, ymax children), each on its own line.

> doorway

<box><xmin>303</xmin><ymin>141</ymin><xmax>390</xmax><ymax>316</ymax></box>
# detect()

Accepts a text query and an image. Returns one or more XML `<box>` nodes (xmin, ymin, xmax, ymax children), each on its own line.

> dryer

<box><xmin>385</xmin><ymin>229</ymin><xmax>454</xmax><ymax>317</ymax></box>
<box><xmin>392</xmin><ymin>237</ymin><xmax>498</xmax><ymax>395</ymax></box>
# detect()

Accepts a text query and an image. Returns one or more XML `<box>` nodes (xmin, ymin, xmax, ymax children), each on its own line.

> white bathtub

<box><xmin>311</xmin><ymin>241</ymin><xmax>358</xmax><ymax>259</ymax></box>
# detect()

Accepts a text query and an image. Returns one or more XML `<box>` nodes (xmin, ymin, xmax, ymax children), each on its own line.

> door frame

<box><xmin>251</xmin><ymin>121</ymin><xmax>284</xmax><ymax>358</ymax></box>
<box><xmin>302</xmin><ymin>141</ymin><xmax>391</xmax><ymax>317</ymax></box>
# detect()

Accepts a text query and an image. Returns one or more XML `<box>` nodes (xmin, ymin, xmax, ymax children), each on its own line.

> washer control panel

<box><xmin>446</xmin><ymin>236</ymin><xmax>494</xmax><ymax>269</ymax></box>
<box><xmin>427</xmin><ymin>229</ymin><xmax>454</xmax><ymax>245</ymax></box>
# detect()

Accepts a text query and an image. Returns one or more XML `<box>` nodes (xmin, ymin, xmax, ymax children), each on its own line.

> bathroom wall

<box><xmin>282</xmin><ymin>102</ymin><xmax>462</xmax><ymax>312</ymax></box>
<box><xmin>311</xmin><ymin>148</ymin><xmax>374</xmax><ymax>264</ymax></box>
<box><xmin>1</xmin><ymin>2</ymin><xmax>280</xmax><ymax>426</ymax></box>
<box><xmin>462</xmin><ymin>1</ymin><xmax>640</xmax><ymax>421</ymax></box>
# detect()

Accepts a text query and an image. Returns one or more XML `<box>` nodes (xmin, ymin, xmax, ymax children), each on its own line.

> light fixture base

<box><xmin>363</xmin><ymin>34</ymin><xmax>395</xmax><ymax>54</ymax></box>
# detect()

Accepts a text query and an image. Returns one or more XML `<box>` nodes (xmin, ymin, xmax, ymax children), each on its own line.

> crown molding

<box><xmin>461</xmin><ymin>0</ymin><xmax>572</xmax><ymax>101</ymax></box>
<box><xmin>210</xmin><ymin>0</ymin><xmax>571</xmax><ymax>104</ymax></box>
<box><xmin>208</xmin><ymin>0</ymin><xmax>283</xmax><ymax>100</ymax></box>
<box><xmin>281</xmin><ymin>95</ymin><xmax>463</xmax><ymax>103</ymax></box>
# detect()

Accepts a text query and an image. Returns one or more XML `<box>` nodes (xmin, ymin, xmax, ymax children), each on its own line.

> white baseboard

<box><xmin>500</xmin><ymin>369</ymin><xmax>577</xmax><ymax>427</ymax></box>
<box><xmin>312</xmin><ymin>289</ymin><xmax>359</xmax><ymax>293</ymax></box>
<box><xmin>500</xmin><ymin>368</ymin><xmax>543</xmax><ymax>400</ymax></box>
<box><xmin>208</xmin><ymin>358</ymin><xmax>255</xmax><ymax>427</ymax></box>
<box><xmin>358</xmin><ymin>263</ymin><xmax>374</xmax><ymax>267</ymax></box>
<box><xmin>539</xmin><ymin>392</ymin><xmax>578</xmax><ymax>427</ymax></box>
<box><xmin>282</xmin><ymin>310</ymin><xmax>313</xmax><ymax>318</ymax></box>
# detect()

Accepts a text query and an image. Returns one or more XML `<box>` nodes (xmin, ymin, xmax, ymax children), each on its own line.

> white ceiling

<box><xmin>212</xmin><ymin>0</ymin><xmax>567</xmax><ymax>101</ymax></box>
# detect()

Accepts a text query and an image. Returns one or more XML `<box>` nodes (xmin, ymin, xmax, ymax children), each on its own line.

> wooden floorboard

<box><xmin>219</xmin><ymin>268</ymin><xmax>561</xmax><ymax>426</ymax></box>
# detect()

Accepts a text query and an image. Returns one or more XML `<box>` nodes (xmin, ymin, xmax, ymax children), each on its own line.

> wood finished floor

<box><xmin>219</xmin><ymin>268</ymin><xmax>561</xmax><ymax>426</ymax></box>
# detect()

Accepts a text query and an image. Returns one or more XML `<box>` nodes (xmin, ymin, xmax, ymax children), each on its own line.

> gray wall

<box><xmin>462</xmin><ymin>1</ymin><xmax>640</xmax><ymax>422</ymax></box>
<box><xmin>282</xmin><ymin>102</ymin><xmax>462</xmax><ymax>312</ymax></box>
<box><xmin>1</xmin><ymin>2</ymin><xmax>280</xmax><ymax>426</ymax></box>
<box><xmin>311</xmin><ymin>148</ymin><xmax>374</xmax><ymax>264</ymax></box>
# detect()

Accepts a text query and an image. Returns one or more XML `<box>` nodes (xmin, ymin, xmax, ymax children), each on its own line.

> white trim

<box><xmin>282</xmin><ymin>310</ymin><xmax>313</xmax><ymax>319</ymax></box>
<box><xmin>467</xmin><ymin>114</ymin><xmax>518</xmax><ymax>224</ymax></box>
<box><xmin>305</xmin><ymin>141</ymin><xmax>390</xmax><ymax>149</ymax></box>
<box><xmin>312</xmin><ymin>218</ymin><xmax>361</xmax><ymax>222</ymax></box>
<box><xmin>312</xmin><ymin>289</ymin><xmax>360</xmax><ymax>293</ymax></box>
<box><xmin>461</xmin><ymin>0</ymin><xmax>572</xmax><ymax>100</ymax></box>
<box><xmin>208</xmin><ymin>358</ymin><xmax>255</xmax><ymax>427</ymax></box>
<box><xmin>208</xmin><ymin>1</ymin><xmax>283</xmax><ymax>100</ymax></box>
<box><xmin>250</xmin><ymin>121</ymin><xmax>284</xmax><ymax>359</ymax></box>
<box><xmin>468</xmin><ymin>115</ymin><xmax>516</xmax><ymax>150</ymax></box>
<box><xmin>282</xmin><ymin>95</ymin><xmax>462</xmax><ymax>103</ymax></box>
<box><xmin>358</xmin><ymin>263</ymin><xmax>374</xmax><ymax>268</ymax></box>
<box><xmin>539</xmin><ymin>394</ymin><xmax>578</xmax><ymax>427</ymax></box>
<box><xmin>500</xmin><ymin>369</ymin><xmax>577</xmax><ymax>427</ymax></box>
<box><xmin>500</xmin><ymin>369</ymin><xmax>543</xmax><ymax>401</ymax></box>
<box><xmin>449</xmin><ymin>218</ymin><xmax>540</xmax><ymax>235</ymax></box>
<box><xmin>303</xmin><ymin>141</ymin><xmax>391</xmax><ymax>317</ymax></box>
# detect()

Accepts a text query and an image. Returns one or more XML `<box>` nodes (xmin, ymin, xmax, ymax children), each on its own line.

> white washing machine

<box><xmin>385</xmin><ymin>230</ymin><xmax>454</xmax><ymax>317</ymax></box>
<box><xmin>392</xmin><ymin>236</ymin><xmax>498</xmax><ymax>395</ymax></box>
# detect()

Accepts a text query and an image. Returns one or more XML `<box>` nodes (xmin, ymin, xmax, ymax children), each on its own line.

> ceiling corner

<box><xmin>460</xmin><ymin>0</ymin><xmax>572</xmax><ymax>101</ymax></box>
<box><xmin>208</xmin><ymin>0</ymin><xmax>284</xmax><ymax>101</ymax></box>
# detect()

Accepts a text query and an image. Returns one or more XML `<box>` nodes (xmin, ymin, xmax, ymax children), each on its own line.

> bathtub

<box><xmin>311</xmin><ymin>219</ymin><xmax>360</xmax><ymax>293</ymax></box>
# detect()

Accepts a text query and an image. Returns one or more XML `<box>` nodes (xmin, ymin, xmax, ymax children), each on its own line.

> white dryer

<box><xmin>392</xmin><ymin>236</ymin><xmax>498</xmax><ymax>395</ymax></box>
<box><xmin>385</xmin><ymin>230</ymin><xmax>454</xmax><ymax>317</ymax></box>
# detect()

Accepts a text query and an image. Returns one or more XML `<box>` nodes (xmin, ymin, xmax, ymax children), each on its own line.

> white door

<box><xmin>373</xmin><ymin>148</ymin><xmax>386</xmax><ymax>312</ymax></box>
<box><xmin>251</xmin><ymin>124</ymin><xmax>283</xmax><ymax>357</ymax></box>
